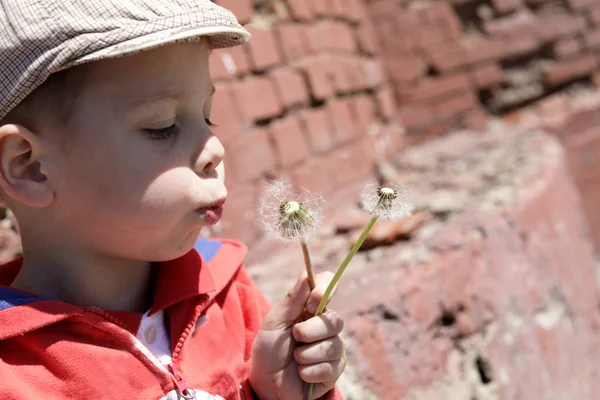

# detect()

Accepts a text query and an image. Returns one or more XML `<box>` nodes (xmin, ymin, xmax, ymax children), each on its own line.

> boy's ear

<box><xmin>0</xmin><ymin>123</ymin><xmax>53</xmax><ymax>208</ymax></box>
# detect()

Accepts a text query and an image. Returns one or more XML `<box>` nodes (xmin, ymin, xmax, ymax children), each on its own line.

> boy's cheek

<box><xmin>218</xmin><ymin>162</ymin><xmax>226</xmax><ymax>182</ymax></box>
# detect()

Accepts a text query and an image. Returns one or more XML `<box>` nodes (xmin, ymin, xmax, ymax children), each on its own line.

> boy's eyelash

<box><xmin>144</xmin><ymin>119</ymin><xmax>216</xmax><ymax>140</ymax></box>
<box><xmin>144</xmin><ymin>124</ymin><xmax>180</xmax><ymax>140</ymax></box>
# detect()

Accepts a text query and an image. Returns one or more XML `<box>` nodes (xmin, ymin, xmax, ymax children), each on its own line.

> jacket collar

<box><xmin>0</xmin><ymin>238</ymin><xmax>247</xmax><ymax>339</ymax></box>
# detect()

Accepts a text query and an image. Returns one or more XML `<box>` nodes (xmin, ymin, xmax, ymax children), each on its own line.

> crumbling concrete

<box><xmin>248</xmin><ymin>129</ymin><xmax>600</xmax><ymax>399</ymax></box>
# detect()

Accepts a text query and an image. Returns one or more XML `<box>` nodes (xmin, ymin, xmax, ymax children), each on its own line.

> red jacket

<box><xmin>0</xmin><ymin>238</ymin><xmax>341</xmax><ymax>400</ymax></box>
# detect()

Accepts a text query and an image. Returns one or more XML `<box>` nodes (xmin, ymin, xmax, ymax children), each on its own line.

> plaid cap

<box><xmin>0</xmin><ymin>0</ymin><xmax>250</xmax><ymax>121</ymax></box>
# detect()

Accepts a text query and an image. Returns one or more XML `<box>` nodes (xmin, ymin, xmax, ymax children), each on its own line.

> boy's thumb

<box><xmin>261</xmin><ymin>272</ymin><xmax>311</xmax><ymax>331</ymax></box>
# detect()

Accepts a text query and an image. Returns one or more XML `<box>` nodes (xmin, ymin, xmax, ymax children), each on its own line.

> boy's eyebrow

<box><xmin>131</xmin><ymin>89</ymin><xmax>187</xmax><ymax>109</ymax></box>
<box><xmin>130</xmin><ymin>85</ymin><xmax>214</xmax><ymax>109</ymax></box>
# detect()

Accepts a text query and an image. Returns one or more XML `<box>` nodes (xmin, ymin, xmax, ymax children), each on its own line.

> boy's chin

<box><xmin>146</xmin><ymin>234</ymin><xmax>202</xmax><ymax>262</ymax></box>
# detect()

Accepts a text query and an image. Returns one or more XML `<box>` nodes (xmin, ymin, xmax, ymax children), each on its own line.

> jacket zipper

<box><xmin>90</xmin><ymin>295</ymin><xmax>210</xmax><ymax>400</ymax></box>
<box><xmin>167</xmin><ymin>295</ymin><xmax>210</xmax><ymax>399</ymax></box>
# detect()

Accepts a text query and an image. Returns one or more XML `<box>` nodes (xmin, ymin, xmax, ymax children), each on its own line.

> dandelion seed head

<box><xmin>258</xmin><ymin>179</ymin><xmax>324</xmax><ymax>243</ymax></box>
<box><xmin>281</xmin><ymin>201</ymin><xmax>301</xmax><ymax>215</ymax></box>
<box><xmin>361</xmin><ymin>182</ymin><xmax>414</xmax><ymax>221</ymax></box>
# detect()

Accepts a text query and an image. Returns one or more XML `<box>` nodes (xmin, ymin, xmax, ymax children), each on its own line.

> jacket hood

<box><xmin>0</xmin><ymin>237</ymin><xmax>247</xmax><ymax>340</ymax></box>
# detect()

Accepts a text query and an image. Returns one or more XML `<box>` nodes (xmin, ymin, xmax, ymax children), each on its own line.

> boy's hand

<box><xmin>249</xmin><ymin>272</ymin><xmax>346</xmax><ymax>400</ymax></box>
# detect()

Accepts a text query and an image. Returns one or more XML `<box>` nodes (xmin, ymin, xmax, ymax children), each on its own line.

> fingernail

<box><xmin>307</xmin><ymin>302</ymin><xmax>317</xmax><ymax>314</ymax></box>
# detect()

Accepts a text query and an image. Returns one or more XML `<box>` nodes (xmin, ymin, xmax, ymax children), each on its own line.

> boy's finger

<box><xmin>306</xmin><ymin>271</ymin><xmax>337</xmax><ymax>314</ymax></box>
<box><xmin>293</xmin><ymin>337</ymin><xmax>345</xmax><ymax>365</ymax></box>
<box><xmin>309</xmin><ymin>382</ymin><xmax>338</xmax><ymax>400</ymax></box>
<box><xmin>298</xmin><ymin>358</ymin><xmax>346</xmax><ymax>384</ymax></box>
<box><xmin>292</xmin><ymin>311</ymin><xmax>344</xmax><ymax>343</ymax></box>
<box><xmin>261</xmin><ymin>272</ymin><xmax>311</xmax><ymax>330</ymax></box>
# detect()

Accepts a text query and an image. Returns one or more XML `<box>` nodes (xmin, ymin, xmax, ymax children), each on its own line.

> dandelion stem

<box><xmin>300</xmin><ymin>239</ymin><xmax>316</xmax><ymax>290</ymax></box>
<box><xmin>314</xmin><ymin>216</ymin><xmax>378</xmax><ymax>316</ymax></box>
<box><xmin>305</xmin><ymin>216</ymin><xmax>379</xmax><ymax>400</ymax></box>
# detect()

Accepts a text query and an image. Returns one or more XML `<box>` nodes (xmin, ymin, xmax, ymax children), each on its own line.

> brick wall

<box><xmin>213</xmin><ymin>0</ymin><xmax>600</xmax><ymax>246</ymax></box>
<box><xmin>365</xmin><ymin>0</ymin><xmax>600</xmax><ymax>142</ymax></box>
<box><xmin>210</xmin><ymin>0</ymin><xmax>401</xmax><ymax>244</ymax></box>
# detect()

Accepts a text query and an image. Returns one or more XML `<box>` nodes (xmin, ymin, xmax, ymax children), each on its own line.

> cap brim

<box><xmin>70</xmin><ymin>25</ymin><xmax>250</xmax><ymax>67</ymax></box>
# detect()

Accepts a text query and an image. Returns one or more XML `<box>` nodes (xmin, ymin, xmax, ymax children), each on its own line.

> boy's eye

<box><xmin>144</xmin><ymin>124</ymin><xmax>180</xmax><ymax>140</ymax></box>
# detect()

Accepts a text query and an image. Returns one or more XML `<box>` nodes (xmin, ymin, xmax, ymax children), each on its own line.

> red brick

<box><xmin>465</xmin><ymin>39</ymin><xmax>505</xmax><ymax>65</ymax></box>
<box><xmin>421</xmin><ymin>1</ymin><xmax>455</xmax><ymax>23</ymax></box>
<box><xmin>307</xmin><ymin>0</ymin><xmax>333</xmax><ymax>17</ymax></box>
<box><xmin>593</xmin><ymin>70</ymin><xmax>600</xmax><ymax>87</ymax></box>
<box><xmin>235</xmin><ymin>77</ymin><xmax>283</xmax><ymax>121</ymax></box>
<box><xmin>590</xmin><ymin>6</ymin><xmax>600</xmax><ymax>25</ymax></box>
<box><xmin>554</xmin><ymin>37</ymin><xmax>583</xmax><ymax>58</ymax></box>
<box><xmin>567</xmin><ymin>0</ymin><xmax>596</xmax><ymax>9</ymax></box>
<box><xmin>585</xmin><ymin>27</ymin><xmax>600</xmax><ymax>49</ymax></box>
<box><xmin>351</xmin><ymin>95</ymin><xmax>378</xmax><ymax>134</ymax></box>
<box><xmin>294</xmin><ymin>56</ymin><xmax>335</xmax><ymax>100</ymax></box>
<box><xmin>536</xmin><ymin>94</ymin><xmax>570</xmax><ymax>118</ymax></box>
<box><xmin>285</xmin><ymin>0</ymin><xmax>313</xmax><ymax>21</ymax></box>
<box><xmin>490</xmin><ymin>0</ymin><xmax>522</xmax><ymax>13</ymax></box>
<box><xmin>564</xmin><ymin>126</ymin><xmax>600</xmax><ymax>186</ymax></box>
<box><xmin>435</xmin><ymin>91</ymin><xmax>478</xmax><ymax>119</ymax></box>
<box><xmin>329</xmin><ymin>0</ymin><xmax>347</xmax><ymax>18</ymax></box>
<box><xmin>211</xmin><ymin>83</ymin><xmax>245</xmax><ymax>145</ymax></box>
<box><xmin>214</xmin><ymin>0</ymin><xmax>253</xmax><ymax>24</ymax></box>
<box><xmin>362</xmin><ymin>58</ymin><xmax>386</xmax><ymax>88</ymax></box>
<box><xmin>245</xmin><ymin>26</ymin><xmax>282</xmax><ymax>71</ymax></box>
<box><xmin>393</xmin><ymin>8</ymin><xmax>420</xmax><ymax>32</ymax></box>
<box><xmin>504</xmin><ymin>35</ymin><xmax>542</xmax><ymax>58</ymax></box>
<box><xmin>418</xmin><ymin>2</ymin><xmax>463</xmax><ymax>40</ymax></box>
<box><xmin>291</xmin><ymin>157</ymin><xmax>333</xmax><ymax>195</ymax></box>
<box><xmin>386</xmin><ymin>55</ymin><xmax>426</xmax><ymax>84</ymax></box>
<box><xmin>369</xmin><ymin>1</ymin><xmax>399</xmax><ymax>18</ymax></box>
<box><xmin>209</xmin><ymin>50</ymin><xmax>229</xmax><ymax>81</ymax></box>
<box><xmin>399</xmin><ymin>104</ymin><xmax>436</xmax><ymax>131</ymax></box>
<box><xmin>415</xmin><ymin>25</ymin><xmax>451</xmax><ymax>51</ymax></box>
<box><xmin>544</xmin><ymin>55</ymin><xmax>597</xmax><ymax>86</ymax></box>
<box><xmin>537</xmin><ymin>15</ymin><xmax>586</xmax><ymax>41</ymax></box>
<box><xmin>374</xmin><ymin>122</ymin><xmax>405</xmax><ymax>156</ymax></box>
<box><xmin>578</xmin><ymin>181</ymin><xmax>600</xmax><ymax>248</ymax></box>
<box><xmin>269</xmin><ymin>116</ymin><xmax>310</xmax><ymax>168</ymax></box>
<box><xmin>328</xmin><ymin>139</ymin><xmax>375</xmax><ymax>186</ymax></box>
<box><xmin>219</xmin><ymin>183</ymin><xmax>259</xmax><ymax>244</ymax></box>
<box><xmin>463</xmin><ymin>109</ymin><xmax>490</xmax><ymax>131</ymax></box>
<box><xmin>327</xmin><ymin>56</ymin><xmax>354</xmax><ymax>94</ymax></box>
<box><xmin>472</xmin><ymin>63</ymin><xmax>503</xmax><ymax>88</ymax></box>
<box><xmin>378</xmin><ymin>21</ymin><xmax>410</xmax><ymax>53</ymax></box>
<box><xmin>484</xmin><ymin>15</ymin><xmax>538</xmax><ymax>38</ymax></box>
<box><xmin>357</xmin><ymin>21</ymin><xmax>380</xmax><ymax>55</ymax></box>
<box><xmin>328</xmin><ymin>98</ymin><xmax>359</xmax><ymax>143</ymax></box>
<box><xmin>227</xmin><ymin>128</ymin><xmax>275</xmax><ymax>181</ymax></box>
<box><xmin>210</xmin><ymin>46</ymin><xmax>250</xmax><ymax>78</ymax></box>
<box><xmin>276</xmin><ymin>23</ymin><xmax>310</xmax><ymax>61</ymax></box>
<box><xmin>376</xmin><ymin>86</ymin><xmax>398</xmax><ymax>121</ymax></box>
<box><xmin>306</xmin><ymin>21</ymin><xmax>357</xmax><ymax>53</ymax></box>
<box><xmin>299</xmin><ymin>107</ymin><xmax>335</xmax><ymax>153</ymax></box>
<box><xmin>427</xmin><ymin>43</ymin><xmax>468</xmax><ymax>72</ymax></box>
<box><xmin>345</xmin><ymin>0</ymin><xmax>368</xmax><ymax>22</ymax></box>
<box><xmin>271</xmin><ymin>67</ymin><xmax>309</xmax><ymax>108</ymax></box>
<box><xmin>343</xmin><ymin>56</ymin><xmax>370</xmax><ymax>92</ymax></box>
<box><xmin>397</xmin><ymin>72</ymin><xmax>470</xmax><ymax>105</ymax></box>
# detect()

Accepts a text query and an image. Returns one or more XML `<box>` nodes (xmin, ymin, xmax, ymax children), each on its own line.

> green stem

<box><xmin>315</xmin><ymin>216</ymin><xmax>378</xmax><ymax>316</ymax></box>
<box><xmin>305</xmin><ymin>216</ymin><xmax>379</xmax><ymax>400</ymax></box>
<box><xmin>300</xmin><ymin>240</ymin><xmax>316</xmax><ymax>290</ymax></box>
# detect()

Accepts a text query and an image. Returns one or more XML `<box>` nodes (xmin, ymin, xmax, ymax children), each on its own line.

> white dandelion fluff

<box><xmin>257</xmin><ymin>179</ymin><xmax>325</xmax><ymax>243</ymax></box>
<box><xmin>360</xmin><ymin>182</ymin><xmax>414</xmax><ymax>221</ymax></box>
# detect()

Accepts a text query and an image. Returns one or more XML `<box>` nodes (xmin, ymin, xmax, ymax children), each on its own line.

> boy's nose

<box><xmin>195</xmin><ymin>135</ymin><xmax>225</xmax><ymax>175</ymax></box>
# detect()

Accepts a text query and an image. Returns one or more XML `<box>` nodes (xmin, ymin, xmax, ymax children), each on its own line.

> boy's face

<box><xmin>45</xmin><ymin>41</ymin><xmax>226</xmax><ymax>261</ymax></box>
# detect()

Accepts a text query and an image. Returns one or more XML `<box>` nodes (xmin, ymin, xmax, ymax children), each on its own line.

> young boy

<box><xmin>0</xmin><ymin>1</ymin><xmax>346</xmax><ymax>399</ymax></box>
